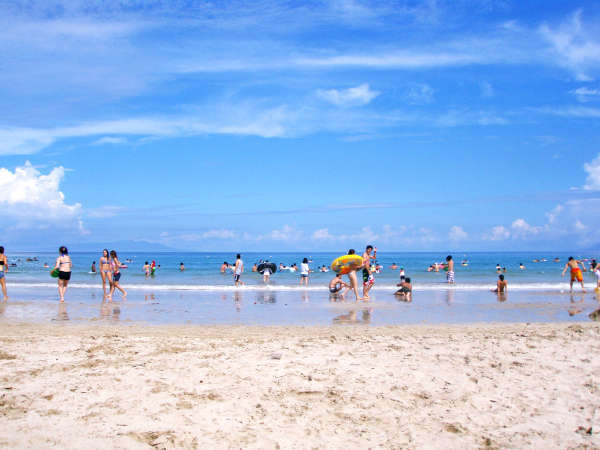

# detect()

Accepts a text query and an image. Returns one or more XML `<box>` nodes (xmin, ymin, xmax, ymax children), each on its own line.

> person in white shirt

<box><xmin>300</xmin><ymin>258</ymin><xmax>309</xmax><ymax>285</ymax></box>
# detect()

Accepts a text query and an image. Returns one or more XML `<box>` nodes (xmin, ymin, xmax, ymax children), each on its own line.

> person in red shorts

<box><xmin>561</xmin><ymin>256</ymin><xmax>586</xmax><ymax>293</ymax></box>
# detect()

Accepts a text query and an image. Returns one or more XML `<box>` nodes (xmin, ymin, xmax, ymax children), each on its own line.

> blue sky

<box><xmin>1</xmin><ymin>0</ymin><xmax>600</xmax><ymax>251</ymax></box>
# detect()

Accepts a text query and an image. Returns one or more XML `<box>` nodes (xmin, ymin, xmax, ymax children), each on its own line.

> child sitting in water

<box><xmin>395</xmin><ymin>277</ymin><xmax>412</xmax><ymax>301</ymax></box>
<box><xmin>329</xmin><ymin>273</ymin><xmax>349</xmax><ymax>298</ymax></box>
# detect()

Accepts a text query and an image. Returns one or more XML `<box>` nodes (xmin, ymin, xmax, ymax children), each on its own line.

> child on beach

<box><xmin>329</xmin><ymin>273</ymin><xmax>349</xmax><ymax>298</ymax></box>
<box><xmin>361</xmin><ymin>245</ymin><xmax>377</xmax><ymax>299</ymax></box>
<box><xmin>394</xmin><ymin>277</ymin><xmax>412</xmax><ymax>301</ymax></box>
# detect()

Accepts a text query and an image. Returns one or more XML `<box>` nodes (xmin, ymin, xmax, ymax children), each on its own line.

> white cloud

<box><xmin>539</xmin><ymin>9</ymin><xmax>600</xmax><ymax>81</ymax></box>
<box><xmin>312</xmin><ymin>228</ymin><xmax>334</xmax><ymax>240</ymax></box>
<box><xmin>92</xmin><ymin>136</ymin><xmax>128</xmax><ymax>145</ymax></box>
<box><xmin>583</xmin><ymin>153</ymin><xmax>600</xmax><ymax>190</ymax></box>
<box><xmin>487</xmin><ymin>225</ymin><xmax>511</xmax><ymax>241</ymax></box>
<box><xmin>448</xmin><ymin>225</ymin><xmax>468</xmax><ymax>242</ymax></box>
<box><xmin>405</xmin><ymin>83</ymin><xmax>434</xmax><ymax>104</ymax></box>
<box><xmin>202</xmin><ymin>229</ymin><xmax>237</xmax><ymax>239</ymax></box>
<box><xmin>510</xmin><ymin>218</ymin><xmax>542</xmax><ymax>238</ymax></box>
<box><xmin>316</xmin><ymin>83</ymin><xmax>380</xmax><ymax>107</ymax></box>
<box><xmin>534</xmin><ymin>105</ymin><xmax>600</xmax><ymax>118</ymax></box>
<box><xmin>571</xmin><ymin>86</ymin><xmax>600</xmax><ymax>102</ymax></box>
<box><xmin>0</xmin><ymin>161</ymin><xmax>83</xmax><ymax>229</ymax></box>
<box><xmin>268</xmin><ymin>225</ymin><xmax>302</xmax><ymax>242</ymax></box>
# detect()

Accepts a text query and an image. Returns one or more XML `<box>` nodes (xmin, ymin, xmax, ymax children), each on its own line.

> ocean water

<box><xmin>1</xmin><ymin>251</ymin><xmax>598</xmax><ymax>325</ymax></box>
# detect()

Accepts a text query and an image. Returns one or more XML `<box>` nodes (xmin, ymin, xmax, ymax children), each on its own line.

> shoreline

<box><xmin>1</xmin><ymin>322</ymin><xmax>599</xmax><ymax>448</ymax></box>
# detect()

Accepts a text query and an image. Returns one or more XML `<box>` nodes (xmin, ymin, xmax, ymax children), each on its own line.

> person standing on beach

<box><xmin>346</xmin><ymin>249</ymin><xmax>364</xmax><ymax>301</ymax></box>
<box><xmin>0</xmin><ymin>246</ymin><xmax>8</xmax><ymax>301</ymax></box>
<box><xmin>445</xmin><ymin>255</ymin><xmax>455</xmax><ymax>284</ymax></box>
<box><xmin>300</xmin><ymin>258</ymin><xmax>310</xmax><ymax>285</ymax></box>
<box><xmin>262</xmin><ymin>261</ymin><xmax>272</xmax><ymax>283</ymax></box>
<box><xmin>54</xmin><ymin>246</ymin><xmax>72</xmax><ymax>302</ymax></box>
<box><xmin>99</xmin><ymin>249</ymin><xmax>112</xmax><ymax>298</ymax></box>
<box><xmin>109</xmin><ymin>250</ymin><xmax>127</xmax><ymax>300</ymax></box>
<box><xmin>561</xmin><ymin>256</ymin><xmax>586</xmax><ymax>292</ymax></box>
<box><xmin>143</xmin><ymin>261</ymin><xmax>150</xmax><ymax>277</ymax></box>
<box><xmin>234</xmin><ymin>254</ymin><xmax>244</xmax><ymax>287</ymax></box>
<box><xmin>361</xmin><ymin>245</ymin><xmax>377</xmax><ymax>299</ymax></box>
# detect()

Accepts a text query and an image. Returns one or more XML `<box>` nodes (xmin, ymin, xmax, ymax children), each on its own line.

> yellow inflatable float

<box><xmin>331</xmin><ymin>254</ymin><xmax>364</xmax><ymax>274</ymax></box>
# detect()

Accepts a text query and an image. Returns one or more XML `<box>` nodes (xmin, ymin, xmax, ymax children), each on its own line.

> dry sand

<box><xmin>0</xmin><ymin>322</ymin><xmax>599</xmax><ymax>449</ymax></box>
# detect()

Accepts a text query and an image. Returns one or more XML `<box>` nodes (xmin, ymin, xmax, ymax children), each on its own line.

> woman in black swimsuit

<box><xmin>53</xmin><ymin>246</ymin><xmax>72</xmax><ymax>302</ymax></box>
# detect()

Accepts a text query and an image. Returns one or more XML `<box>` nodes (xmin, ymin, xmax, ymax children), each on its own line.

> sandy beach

<box><xmin>0</xmin><ymin>322</ymin><xmax>599</xmax><ymax>448</ymax></box>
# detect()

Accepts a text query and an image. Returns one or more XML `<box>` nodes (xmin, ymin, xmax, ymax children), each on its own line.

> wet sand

<box><xmin>0</xmin><ymin>322</ymin><xmax>599</xmax><ymax>448</ymax></box>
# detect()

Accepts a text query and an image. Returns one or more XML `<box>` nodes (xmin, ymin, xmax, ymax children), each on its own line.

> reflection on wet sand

<box><xmin>0</xmin><ymin>301</ymin><xmax>6</xmax><ymax>316</ymax></box>
<box><xmin>446</xmin><ymin>290</ymin><xmax>454</xmax><ymax>305</ymax></box>
<box><xmin>496</xmin><ymin>292</ymin><xmax>507</xmax><ymax>302</ymax></box>
<box><xmin>301</xmin><ymin>291</ymin><xmax>310</xmax><ymax>303</ymax></box>
<box><xmin>256</xmin><ymin>291</ymin><xmax>276</xmax><ymax>304</ymax></box>
<box><xmin>100</xmin><ymin>300</ymin><xmax>121</xmax><ymax>322</ymax></box>
<box><xmin>333</xmin><ymin>308</ymin><xmax>372</xmax><ymax>324</ymax></box>
<box><xmin>234</xmin><ymin>291</ymin><xmax>242</xmax><ymax>312</ymax></box>
<box><xmin>144</xmin><ymin>293</ymin><xmax>157</xmax><ymax>303</ymax></box>
<box><xmin>54</xmin><ymin>302</ymin><xmax>69</xmax><ymax>321</ymax></box>
<box><xmin>568</xmin><ymin>294</ymin><xmax>585</xmax><ymax>317</ymax></box>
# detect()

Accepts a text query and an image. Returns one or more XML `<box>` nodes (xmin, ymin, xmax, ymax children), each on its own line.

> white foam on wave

<box><xmin>9</xmin><ymin>281</ymin><xmax>577</xmax><ymax>292</ymax></box>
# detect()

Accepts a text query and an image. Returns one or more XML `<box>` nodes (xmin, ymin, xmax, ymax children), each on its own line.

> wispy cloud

<box><xmin>405</xmin><ymin>83</ymin><xmax>434</xmax><ymax>104</ymax></box>
<box><xmin>92</xmin><ymin>136</ymin><xmax>128</xmax><ymax>145</ymax></box>
<box><xmin>571</xmin><ymin>86</ymin><xmax>600</xmax><ymax>102</ymax></box>
<box><xmin>538</xmin><ymin>9</ymin><xmax>600</xmax><ymax>81</ymax></box>
<box><xmin>316</xmin><ymin>83</ymin><xmax>379</xmax><ymax>107</ymax></box>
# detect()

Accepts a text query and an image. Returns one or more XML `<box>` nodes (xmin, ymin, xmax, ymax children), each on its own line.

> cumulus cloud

<box><xmin>487</xmin><ymin>225</ymin><xmax>511</xmax><ymax>241</ymax></box>
<box><xmin>448</xmin><ymin>225</ymin><xmax>468</xmax><ymax>242</ymax></box>
<box><xmin>312</xmin><ymin>228</ymin><xmax>334</xmax><ymax>240</ymax></box>
<box><xmin>268</xmin><ymin>225</ymin><xmax>302</xmax><ymax>242</ymax></box>
<box><xmin>316</xmin><ymin>84</ymin><xmax>380</xmax><ymax>107</ymax></box>
<box><xmin>583</xmin><ymin>153</ymin><xmax>600</xmax><ymax>190</ymax></box>
<box><xmin>510</xmin><ymin>218</ymin><xmax>542</xmax><ymax>238</ymax></box>
<box><xmin>0</xmin><ymin>161</ymin><xmax>83</xmax><ymax>230</ymax></box>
